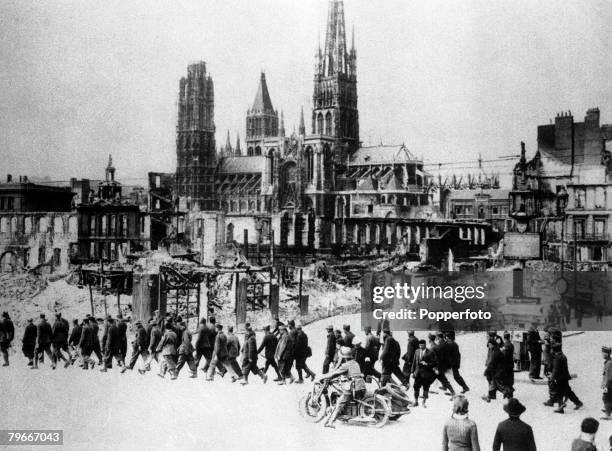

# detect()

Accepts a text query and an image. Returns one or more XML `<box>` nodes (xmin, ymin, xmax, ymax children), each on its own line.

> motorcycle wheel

<box><xmin>360</xmin><ymin>395</ymin><xmax>390</xmax><ymax>428</ymax></box>
<box><xmin>299</xmin><ymin>392</ymin><xmax>328</xmax><ymax>423</ymax></box>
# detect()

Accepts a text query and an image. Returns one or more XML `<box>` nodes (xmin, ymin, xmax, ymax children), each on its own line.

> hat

<box><xmin>602</xmin><ymin>346</ymin><xmax>612</xmax><ymax>354</ymax></box>
<box><xmin>552</xmin><ymin>342</ymin><xmax>562</xmax><ymax>352</ymax></box>
<box><xmin>503</xmin><ymin>398</ymin><xmax>526</xmax><ymax>416</ymax></box>
<box><xmin>263</xmin><ymin>325</ymin><xmax>270</xmax><ymax>331</ymax></box>
<box><xmin>581</xmin><ymin>417</ymin><xmax>599</xmax><ymax>434</ymax></box>
<box><xmin>1</xmin><ymin>312</ymin><xmax>8</xmax><ymax>319</ymax></box>
<box><xmin>326</xmin><ymin>325</ymin><xmax>333</xmax><ymax>331</ymax></box>
<box><xmin>296</xmin><ymin>324</ymin><xmax>302</xmax><ymax>329</ymax></box>
<box><xmin>339</xmin><ymin>346</ymin><xmax>353</xmax><ymax>359</ymax></box>
<box><xmin>40</xmin><ymin>313</ymin><xmax>46</xmax><ymax>319</ymax></box>
<box><xmin>27</xmin><ymin>318</ymin><xmax>33</xmax><ymax>323</ymax></box>
<box><xmin>418</xmin><ymin>339</ymin><xmax>426</xmax><ymax>345</ymax></box>
<box><xmin>503</xmin><ymin>332</ymin><xmax>511</xmax><ymax>340</ymax></box>
<box><xmin>428</xmin><ymin>333</ymin><xmax>436</xmax><ymax>341</ymax></box>
<box><xmin>382</xmin><ymin>327</ymin><xmax>391</xmax><ymax>333</ymax></box>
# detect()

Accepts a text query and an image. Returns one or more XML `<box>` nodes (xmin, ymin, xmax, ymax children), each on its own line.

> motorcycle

<box><xmin>365</xmin><ymin>376</ymin><xmax>411</xmax><ymax>421</ymax></box>
<box><xmin>299</xmin><ymin>376</ymin><xmax>391</xmax><ymax>428</ymax></box>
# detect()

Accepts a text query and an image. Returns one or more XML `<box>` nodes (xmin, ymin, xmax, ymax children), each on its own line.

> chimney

<box><xmin>6</xmin><ymin>174</ymin><xmax>12</xmax><ymax>183</ymax></box>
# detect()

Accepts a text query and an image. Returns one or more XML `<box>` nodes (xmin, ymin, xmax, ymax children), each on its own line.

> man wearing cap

<box><xmin>241</xmin><ymin>328</ymin><xmax>267</xmax><ymax>385</ymax></box>
<box><xmin>156</xmin><ymin>322</ymin><xmax>179</xmax><ymax>379</ymax></box>
<box><xmin>286</xmin><ymin>320</ymin><xmax>298</xmax><ymax>375</ymax></box>
<box><xmin>446</xmin><ymin>331</ymin><xmax>469</xmax><ymax>394</ymax></box>
<box><xmin>194</xmin><ymin>317</ymin><xmax>214</xmax><ymax>373</ymax></box>
<box><xmin>258</xmin><ymin>325</ymin><xmax>281</xmax><ymax>381</ymax></box>
<box><xmin>175</xmin><ymin>326</ymin><xmax>197</xmax><ymax>378</ymax></box>
<box><xmin>275</xmin><ymin>326</ymin><xmax>294</xmax><ymax>384</ymax></box>
<box><xmin>34</xmin><ymin>313</ymin><xmax>53</xmax><ymax>369</ymax></box>
<box><xmin>321</xmin><ymin>346</ymin><xmax>366</xmax><ymax>428</ymax></box>
<box><xmin>116</xmin><ymin>314</ymin><xmax>128</xmax><ymax>363</ymax></box>
<box><xmin>571</xmin><ymin>417</ymin><xmax>599</xmax><ymax>451</ymax></box>
<box><xmin>380</xmin><ymin>328</ymin><xmax>409</xmax><ymax>388</ymax></box>
<box><xmin>226</xmin><ymin>325</ymin><xmax>243</xmax><ymax>381</ymax></box>
<box><xmin>363</xmin><ymin>326</ymin><xmax>381</xmax><ymax>379</ymax></box>
<box><xmin>411</xmin><ymin>339</ymin><xmax>437</xmax><ymax>407</ymax></box>
<box><xmin>0</xmin><ymin>312</ymin><xmax>14</xmax><ymax>367</ymax></box>
<box><xmin>21</xmin><ymin>318</ymin><xmax>37</xmax><ymax>367</ymax></box>
<box><xmin>433</xmin><ymin>332</ymin><xmax>455</xmax><ymax>396</ymax></box>
<box><xmin>501</xmin><ymin>332</ymin><xmax>515</xmax><ymax>396</ymax></box>
<box><xmin>125</xmin><ymin>321</ymin><xmax>148</xmax><ymax>373</ymax></box>
<box><xmin>482</xmin><ymin>339</ymin><xmax>512</xmax><ymax>402</ymax></box>
<box><xmin>402</xmin><ymin>331</ymin><xmax>419</xmax><ymax>380</ymax></box>
<box><xmin>90</xmin><ymin>315</ymin><xmax>103</xmax><ymax>365</ymax></box>
<box><xmin>602</xmin><ymin>346</ymin><xmax>612</xmax><ymax>420</ymax></box>
<box><xmin>51</xmin><ymin>312</ymin><xmax>70</xmax><ymax>368</ymax></box>
<box><xmin>546</xmin><ymin>342</ymin><xmax>583</xmax><ymax>413</ymax></box>
<box><xmin>342</xmin><ymin>324</ymin><xmax>355</xmax><ymax>348</ymax></box>
<box><xmin>322</xmin><ymin>325</ymin><xmax>335</xmax><ymax>374</ymax></box>
<box><xmin>101</xmin><ymin>318</ymin><xmax>125</xmax><ymax>372</ymax></box>
<box><xmin>144</xmin><ymin>319</ymin><xmax>162</xmax><ymax>372</ymax></box>
<box><xmin>492</xmin><ymin>398</ymin><xmax>537</xmax><ymax>451</ymax></box>
<box><xmin>206</xmin><ymin>324</ymin><xmax>229</xmax><ymax>381</ymax></box>
<box><xmin>294</xmin><ymin>324</ymin><xmax>315</xmax><ymax>383</ymax></box>
<box><xmin>527</xmin><ymin>325</ymin><xmax>543</xmax><ymax>380</ymax></box>
<box><xmin>67</xmin><ymin>319</ymin><xmax>82</xmax><ymax>365</ymax></box>
<box><xmin>78</xmin><ymin>317</ymin><xmax>97</xmax><ymax>370</ymax></box>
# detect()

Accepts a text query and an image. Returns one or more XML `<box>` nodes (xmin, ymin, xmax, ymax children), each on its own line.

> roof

<box><xmin>218</xmin><ymin>156</ymin><xmax>268</xmax><ymax>174</ymax></box>
<box><xmin>250</xmin><ymin>73</ymin><xmax>274</xmax><ymax>112</ymax></box>
<box><xmin>349</xmin><ymin>144</ymin><xmax>419</xmax><ymax>165</ymax></box>
<box><xmin>448</xmin><ymin>189</ymin><xmax>510</xmax><ymax>201</ymax></box>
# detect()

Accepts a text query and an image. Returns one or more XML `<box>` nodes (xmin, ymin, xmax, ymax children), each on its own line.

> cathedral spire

<box><xmin>299</xmin><ymin>106</ymin><xmax>306</xmax><ymax>136</ymax></box>
<box><xmin>280</xmin><ymin>110</ymin><xmax>285</xmax><ymax>137</ymax></box>
<box><xmin>251</xmin><ymin>72</ymin><xmax>274</xmax><ymax>113</ymax></box>
<box><xmin>235</xmin><ymin>133</ymin><xmax>241</xmax><ymax>156</ymax></box>
<box><xmin>322</xmin><ymin>0</ymin><xmax>350</xmax><ymax>76</ymax></box>
<box><xmin>225</xmin><ymin>130</ymin><xmax>232</xmax><ymax>154</ymax></box>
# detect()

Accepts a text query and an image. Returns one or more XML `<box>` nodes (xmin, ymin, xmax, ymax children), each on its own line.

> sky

<box><xmin>1</xmin><ymin>0</ymin><xmax>611</xmax><ymax>186</ymax></box>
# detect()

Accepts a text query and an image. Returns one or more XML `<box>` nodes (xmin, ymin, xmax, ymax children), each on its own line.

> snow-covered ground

<box><xmin>1</xmin><ymin>313</ymin><xmax>611</xmax><ymax>451</ymax></box>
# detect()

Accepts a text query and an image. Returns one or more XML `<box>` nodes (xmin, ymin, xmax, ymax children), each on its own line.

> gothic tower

<box><xmin>175</xmin><ymin>61</ymin><xmax>216</xmax><ymax>210</ymax></box>
<box><xmin>246</xmin><ymin>72</ymin><xmax>278</xmax><ymax>156</ymax></box>
<box><xmin>312</xmin><ymin>0</ymin><xmax>358</xmax><ymax>154</ymax></box>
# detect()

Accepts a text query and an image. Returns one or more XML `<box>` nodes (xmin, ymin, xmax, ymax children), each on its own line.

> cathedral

<box><xmin>176</xmin><ymin>0</ymin><xmax>491</xmax><ymax>260</ymax></box>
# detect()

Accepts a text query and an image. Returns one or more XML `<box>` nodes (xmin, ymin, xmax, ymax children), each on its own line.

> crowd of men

<box><xmin>1</xmin><ymin>310</ymin><xmax>612</xmax><ymax>427</ymax></box>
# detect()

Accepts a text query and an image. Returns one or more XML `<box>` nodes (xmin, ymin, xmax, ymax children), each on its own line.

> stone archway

<box><xmin>0</xmin><ymin>251</ymin><xmax>17</xmax><ymax>272</ymax></box>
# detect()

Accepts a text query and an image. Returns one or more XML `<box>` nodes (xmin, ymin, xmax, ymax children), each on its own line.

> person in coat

<box><xmin>51</xmin><ymin>312</ymin><xmax>70</xmax><ymax>368</ymax></box>
<box><xmin>500</xmin><ymin>332</ymin><xmax>515</xmax><ymax>395</ymax></box>
<box><xmin>258</xmin><ymin>325</ymin><xmax>281</xmax><ymax>380</ymax></box>
<box><xmin>194</xmin><ymin>317</ymin><xmax>214</xmax><ymax>373</ymax></box>
<box><xmin>156</xmin><ymin>322</ymin><xmax>179</xmax><ymax>379</ymax></box>
<box><xmin>0</xmin><ymin>312</ymin><xmax>14</xmax><ymax>367</ymax></box>
<box><xmin>545</xmin><ymin>342</ymin><xmax>583</xmax><ymax>413</ymax></box>
<box><xmin>206</xmin><ymin>324</ymin><xmax>228</xmax><ymax>381</ymax></box>
<box><xmin>21</xmin><ymin>318</ymin><xmax>37</xmax><ymax>366</ymax></box>
<box><xmin>342</xmin><ymin>324</ymin><xmax>355</xmax><ymax>348</ymax></box>
<box><xmin>175</xmin><ymin>328</ymin><xmax>197</xmax><ymax>378</ymax></box>
<box><xmin>527</xmin><ymin>325</ymin><xmax>543</xmax><ymax>380</ymax></box>
<box><xmin>380</xmin><ymin>328</ymin><xmax>409</xmax><ymax>388</ymax></box>
<box><xmin>442</xmin><ymin>395</ymin><xmax>481</xmax><ymax>451</ymax></box>
<box><xmin>125</xmin><ymin>321</ymin><xmax>149</xmax><ymax>373</ymax></box>
<box><xmin>241</xmin><ymin>329</ymin><xmax>267</xmax><ymax>385</ymax></box>
<box><xmin>144</xmin><ymin>319</ymin><xmax>162</xmax><ymax>372</ymax></box>
<box><xmin>294</xmin><ymin>324</ymin><xmax>315</xmax><ymax>383</ymax></box>
<box><xmin>402</xmin><ymin>330</ymin><xmax>419</xmax><ymax>379</ymax></box>
<box><xmin>67</xmin><ymin>319</ymin><xmax>82</xmax><ymax>365</ymax></box>
<box><xmin>482</xmin><ymin>339</ymin><xmax>512</xmax><ymax>402</ymax></box>
<box><xmin>116</xmin><ymin>314</ymin><xmax>128</xmax><ymax>362</ymax></box>
<box><xmin>602</xmin><ymin>346</ymin><xmax>612</xmax><ymax>420</ymax></box>
<box><xmin>89</xmin><ymin>315</ymin><xmax>103</xmax><ymax>364</ymax></box>
<box><xmin>571</xmin><ymin>417</ymin><xmax>599</xmax><ymax>451</ymax></box>
<box><xmin>34</xmin><ymin>313</ymin><xmax>53</xmax><ymax>369</ymax></box>
<box><xmin>411</xmin><ymin>339</ymin><xmax>437</xmax><ymax>407</ymax></box>
<box><xmin>275</xmin><ymin>326</ymin><xmax>294</xmax><ymax>384</ymax></box>
<box><xmin>492</xmin><ymin>398</ymin><xmax>537</xmax><ymax>451</ymax></box>
<box><xmin>446</xmin><ymin>331</ymin><xmax>469</xmax><ymax>393</ymax></box>
<box><xmin>100</xmin><ymin>318</ymin><xmax>125</xmax><ymax>371</ymax></box>
<box><xmin>226</xmin><ymin>326</ymin><xmax>243</xmax><ymax>381</ymax></box>
<box><xmin>322</xmin><ymin>325</ymin><xmax>336</xmax><ymax>374</ymax></box>
<box><xmin>78</xmin><ymin>317</ymin><xmax>97</xmax><ymax>370</ymax></box>
<box><xmin>433</xmin><ymin>332</ymin><xmax>455</xmax><ymax>395</ymax></box>
<box><xmin>363</xmin><ymin>326</ymin><xmax>381</xmax><ymax>379</ymax></box>
<box><xmin>286</xmin><ymin>320</ymin><xmax>298</xmax><ymax>374</ymax></box>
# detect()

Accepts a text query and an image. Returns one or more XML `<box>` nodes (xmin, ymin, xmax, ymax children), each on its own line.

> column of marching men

<box><xmin>1</xmin><ymin>311</ymin><xmax>612</xmax><ymax>440</ymax></box>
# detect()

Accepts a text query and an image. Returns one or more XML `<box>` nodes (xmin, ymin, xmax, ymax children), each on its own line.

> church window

<box><xmin>325</xmin><ymin>112</ymin><xmax>332</xmax><ymax>136</ymax></box>
<box><xmin>317</xmin><ymin>113</ymin><xmax>324</xmax><ymax>135</ymax></box>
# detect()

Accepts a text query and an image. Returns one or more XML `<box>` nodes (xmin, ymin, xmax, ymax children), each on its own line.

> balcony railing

<box><xmin>564</xmin><ymin>233</ymin><xmax>612</xmax><ymax>241</ymax></box>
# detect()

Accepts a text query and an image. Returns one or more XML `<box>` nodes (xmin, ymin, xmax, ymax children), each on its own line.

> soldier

<box><xmin>380</xmin><ymin>328</ymin><xmax>409</xmax><ymax>388</ymax></box>
<box><xmin>206</xmin><ymin>324</ymin><xmax>228</xmax><ymax>381</ymax></box>
<box><xmin>226</xmin><ymin>326</ymin><xmax>243</xmax><ymax>381</ymax></box>
<box><xmin>322</xmin><ymin>325</ymin><xmax>335</xmax><ymax>374</ymax></box>
<box><xmin>363</xmin><ymin>326</ymin><xmax>381</xmax><ymax>379</ymax></box>
<box><xmin>124</xmin><ymin>321</ymin><xmax>148</xmax><ymax>373</ymax></box>
<box><xmin>241</xmin><ymin>329</ymin><xmax>267</xmax><ymax>385</ymax></box>
<box><xmin>67</xmin><ymin>319</ymin><xmax>82</xmax><ymax>365</ymax></box>
<box><xmin>175</xmin><ymin>327</ymin><xmax>197</xmax><ymax>378</ymax></box>
<box><xmin>100</xmin><ymin>318</ymin><xmax>125</xmax><ymax>372</ymax></box>
<box><xmin>601</xmin><ymin>346</ymin><xmax>612</xmax><ymax>420</ymax></box>
<box><xmin>21</xmin><ymin>318</ymin><xmax>37</xmax><ymax>367</ymax></box>
<box><xmin>294</xmin><ymin>324</ymin><xmax>315</xmax><ymax>383</ymax></box>
<box><xmin>78</xmin><ymin>318</ymin><xmax>97</xmax><ymax>370</ymax></box>
<box><xmin>156</xmin><ymin>322</ymin><xmax>179</xmax><ymax>379</ymax></box>
<box><xmin>0</xmin><ymin>312</ymin><xmax>14</xmax><ymax>367</ymax></box>
<box><xmin>34</xmin><ymin>313</ymin><xmax>53</xmax><ymax>369</ymax></box>
<box><xmin>51</xmin><ymin>312</ymin><xmax>70</xmax><ymax>368</ymax></box>
<box><xmin>258</xmin><ymin>325</ymin><xmax>281</xmax><ymax>381</ymax></box>
<box><xmin>446</xmin><ymin>331</ymin><xmax>469</xmax><ymax>394</ymax></box>
<box><xmin>194</xmin><ymin>317</ymin><xmax>214</xmax><ymax>373</ymax></box>
<box><xmin>402</xmin><ymin>330</ymin><xmax>419</xmax><ymax>380</ymax></box>
<box><xmin>411</xmin><ymin>339</ymin><xmax>437</xmax><ymax>407</ymax></box>
<box><xmin>275</xmin><ymin>326</ymin><xmax>294</xmax><ymax>384</ymax></box>
<box><xmin>544</xmin><ymin>342</ymin><xmax>583</xmax><ymax>413</ymax></box>
<box><xmin>143</xmin><ymin>319</ymin><xmax>162</xmax><ymax>373</ymax></box>
<box><xmin>482</xmin><ymin>339</ymin><xmax>512</xmax><ymax>402</ymax></box>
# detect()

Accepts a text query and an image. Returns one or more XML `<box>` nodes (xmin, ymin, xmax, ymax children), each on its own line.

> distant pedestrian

<box><xmin>570</xmin><ymin>417</ymin><xmax>599</xmax><ymax>451</ymax></box>
<box><xmin>275</xmin><ymin>326</ymin><xmax>294</xmax><ymax>384</ymax></box>
<box><xmin>500</xmin><ymin>332</ymin><xmax>515</xmax><ymax>396</ymax></box>
<box><xmin>402</xmin><ymin>330</ymin><xmax>419</xmax><ymax>380</ymax></box>
<box><xmin>258</xmin><ymin>325</ymin><xmax>281</xmax><ymax>380</ymax></box>
<box><xmin>0</xmin><ymin>312</ymin><xmax>14</xmax><ymax>367</ymax></box>
<box><xmin>342</xmin><ymin>324</ymin><xmax>355</xmax><ymax>347</ymax></box>
<box><xmin>294</xmin><ymin>324</ymin><xmax>315</xmax><ymax>383</ymax></box>
<box><xmin>380</xmin><ymin>328</ymin><xmax>408</xmax><ymax>388</ymax></box>
<box><xmin>51</xmin><ymin>313</ymin><xmax>70</xmax><ymax>368</ymax></box>
<box><xmin>67</xmin><ymin>319</ymin><xmax>82</xmax><ymax>365</ymax></box>
<box><xmin>240</xmin><ymin>329</ymin><xmax>267</xmax><ymax>385</ymax></box>
<box><xmin>157</xmin><ymin>322</ymin><xmax>179</xmax><ymax>379</ymax></box>
<box><xmin>363</xmin><ymin>326</ymin><xmax>381</xmax><ymax>379</ymax></box>
<box><xmin>78</xmin><ymin>318</ymin><xmax>97</xmax><ymax>370</ymax></box>
<box><xmin>125</xmin><ymin>321</ymin><xmax>149</xmax><ymax>373</ymax></box>
<box><xmin>34</xmin><ymin>313</ymin><xmax>53</xmax><ymax>369</ymax></box>
<box><xmin>194</xmin><ymin>317</ymin><xmax>215</xmax><ymax>373</ymax></box>
<box><xmin>144</xmin><ymin>319</ymin><xmax>162</xmax><ymax>372</ymax></box>
<box><xmin>446</xmin><ymin>331</ymin><xmax>469</xmax><ymax>394</ymax></box>
<box><xmin>442</xmin><ymin>396</ymin><xmax>480</xmax><ymax>451</ymax></box>
<box><xmin>322</xmin><ymin>325</ymin><xmax>335</xmax><ymax>374</ymax></box>
<box><xmin>175</xmin><ymin>328</ymin><xmax>197</xmax><ymax>378</ymax></box>
<box><xmin>116</xmin><ymin>314</ymin><xmax>128</xmax><ymax>362</ymax></box>
<box><xmin>100</xmin><ymin>318</ymin><xmax>125</xmax><ymax>371</ymax></box>
<box><xmin>226</xmin><ymin>326</ymin><xmax>243</xmax><ymax>381</ymax></box>
<box><xmin>482</xmin><ymin>339</ymin><xmax>512</xmax><ymax>402</ymax></box>
<box><xmin>411</xmin><ymin>339</ymin><xmax>436</xmax><ymax>407</ymax></box>
<box><xmin>206</xmin><ymin>324</ymin><xmax>228</xmax><ymax>381</ymax></box>
<box><xmin>21</xmin><ymin>318</ymin><xmax>37</xmax><ymax>367</ymax></box>
<box><xmin>527</xmin><ymin>325</ymin><xmax>543</xmax><ymax>380</ymax></box>
<box><xmin>545</xmin><ymin>343</ymin><xmax>582</xmax><ymax>413</ymax></box>
<box><xmin>492</xmin><ymin>398</ymin><xmax>537</xmax><ymax>451</ymax></box>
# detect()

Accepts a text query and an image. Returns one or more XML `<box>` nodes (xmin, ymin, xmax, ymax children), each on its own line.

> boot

<box><xmin>553</xmin><ymin>404</ymin><xmax>564</xmax><ymax>414</ymax></box>
<box><xmin>261</xmin><ymin>373</ymin><xmax>268</xmax><ymax>384</ymax></box>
